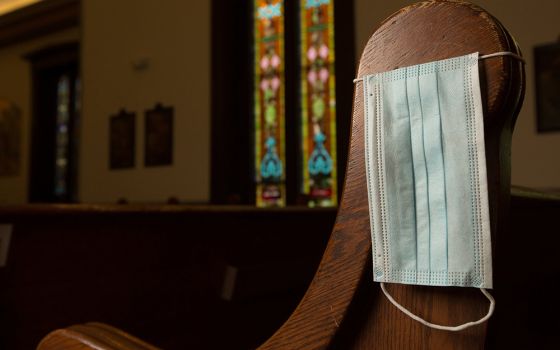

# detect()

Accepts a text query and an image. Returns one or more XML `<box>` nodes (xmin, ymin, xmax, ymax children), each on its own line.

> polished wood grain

<box><xmin>38</xmin><ymin>323</ymin><xmax>160</xmax><ymax>350</ymax></box>
<box><xmin>259</xmin><ymin>1</ymin><xmax>525</xmax><ymax>349</ymax></box>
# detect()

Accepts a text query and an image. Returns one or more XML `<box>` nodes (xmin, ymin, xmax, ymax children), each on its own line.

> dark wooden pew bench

<box><xmin>13</xmin><ymin>188</ymin><xmax>560</xmax><ymax>350</ymax></box>
<box><xmin>0</xmin><ymin>205</ymin><xmax>335</xmax><ymax>349</ymax></box>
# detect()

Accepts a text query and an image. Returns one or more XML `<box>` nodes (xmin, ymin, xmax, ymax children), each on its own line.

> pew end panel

<box><xmin>260</xmin><ymin>0</ymin><xmax>526</xmax><ymax>349</ymax></box>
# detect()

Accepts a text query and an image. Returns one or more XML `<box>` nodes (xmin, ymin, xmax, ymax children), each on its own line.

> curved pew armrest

<box><xmin>37</xmin><ymin>323</ymin><xmax>160</xmax><ymax>350</ymax></box>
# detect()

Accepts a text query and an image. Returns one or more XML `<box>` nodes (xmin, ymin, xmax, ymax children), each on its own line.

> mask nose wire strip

<box><xmin>380</xmin><ymin>282</ymin><xmax>495</xmax><ymax>331</ymax></box>
<box><xmin>352</xmin><ymin>51</ymin><xmax>525</xmax><ymax>84</ymax></box>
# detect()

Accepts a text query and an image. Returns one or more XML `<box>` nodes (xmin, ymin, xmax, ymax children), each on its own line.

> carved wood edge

<box><xmin>511</xmin><ymin>186</ymin><xmax>560</xmax><ymax>203</ymax></box>
<box><xmin>37</xmin><ymin>323</ymin><xmax>160</xmax><ymax>350</ymax></box>
<box><xmin>0</xmin><ymin>204</ymin><xmax>337</xmax><ymax>216</ymax></box>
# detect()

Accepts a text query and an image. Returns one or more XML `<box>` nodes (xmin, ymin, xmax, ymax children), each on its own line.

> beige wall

<box><xmin>354</xmin><ymin>0</ymin><xmax>560</xmax><ymax>189</ymax></box>
<box><xmin>0</xmin><ymin>28</ymin><xmax>80</xmax><ymax>204</ymax></box>
<box><xmin>80</xmin><ymin>0</ymin><xmax>210</xmax><ymax>203</ymax></box>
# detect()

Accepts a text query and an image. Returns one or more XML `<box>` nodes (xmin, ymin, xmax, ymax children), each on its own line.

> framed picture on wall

<box><xmin>145</xmin><ymin>103</ymin><xmax>173</xmax><ymax>166</ymax></box>
<box><xmin>109</xmin><ymin>109</ymin><xmax>136</xmax><ymax>169</ymax></box>
<box><xmin>0</xmin><ymin>100</ymin><xmax>21</xmax><ymax>177</ymax></box>
<box><xmin>534</xmin><ymin>41</ymin><xmax>560</xmax><ymax>132</ymax></box>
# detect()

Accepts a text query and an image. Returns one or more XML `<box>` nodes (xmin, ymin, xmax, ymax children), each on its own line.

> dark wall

<box><xmin>0</xmin><ymin>205</ymin><xmax>335</xmax><ymax>349</ymax></box>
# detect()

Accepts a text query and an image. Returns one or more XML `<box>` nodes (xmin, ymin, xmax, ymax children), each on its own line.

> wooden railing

<box><xmin>0</xmin><ymin>205</ymin><xmax>335</xmax><ymax>349</ymax></box>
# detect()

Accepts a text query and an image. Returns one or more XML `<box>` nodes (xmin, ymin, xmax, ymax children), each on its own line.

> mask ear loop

<box><xmin>380</xmin><ymin>282</ymin><xmax>495</xmax><ymax>331</ymax></box>
<box><xmin>479</xmin><ymin>51</ymin><xmax>525</xmax><ymax>63</ymax></box>
<box><xmin>353</xmin><ymin>51</ymin><xmax>525</xmax><ymax>83</ymax></box>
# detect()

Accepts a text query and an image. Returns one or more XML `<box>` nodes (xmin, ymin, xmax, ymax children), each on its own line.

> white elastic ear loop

<box><xmin>380</xmin><ymin>282</ymin><xmax>495</xmax><ymax>332</ymax></box>
<box><xmin>479</xmin><ymin>51</ymin><xmax>526</xmax><ymax>64</ymax></box>
<box><xmin>353</xmin><ymin>51</ymin><xmax>525</xmax><ymax>84</ymax></box>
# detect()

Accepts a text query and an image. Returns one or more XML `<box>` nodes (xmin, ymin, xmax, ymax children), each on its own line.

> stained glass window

<box><xmin>254</xmin><ymin>0</ymin><xmax>286</xmax><ymax>207</ymax></box>
<box><xmin>54</xmin><ymin>74</ymin><xmax>71</xmax><ymax>197</ymax></box>
<box><xmin>300</xmin><ymin>0</ymin><xmax>337</xmax><ymax>207</ymax></box>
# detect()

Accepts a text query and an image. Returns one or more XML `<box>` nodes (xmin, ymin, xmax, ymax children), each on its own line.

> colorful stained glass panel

<box><xmin>300</xmin><ymin>0</ymin><xmax>337</xmax><ymax>207</ymax></box>
<box><xmin>254</xmin><ymin>0</ymin><xmax>286</xmax><ymax>207</ymax></box>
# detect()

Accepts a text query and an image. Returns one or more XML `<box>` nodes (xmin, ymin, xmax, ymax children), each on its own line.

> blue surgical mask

<box><xmin>355</xmin><ymin>51</ymin><xmax>524</xmax><ymax>331</ymax></box>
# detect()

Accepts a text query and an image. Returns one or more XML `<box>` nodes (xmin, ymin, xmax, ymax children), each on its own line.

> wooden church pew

<box><xmin>0</xmin><ymin>205</ymin><xmax>334</xmax><ymax>349</ymax></box>
<box><xmin>33</xmin><ymin>190</ymin><xmax>560</xmax><ymax>350</ymax></box>
<box><xmin>33</xmin><ymin>189</ymin><xmax>560</xmax><ymax>350</ymax></box>
<box><xmin>34</xmin><ymin>0</ymin><xmax>560</xmax><ymax>348</ymax></box>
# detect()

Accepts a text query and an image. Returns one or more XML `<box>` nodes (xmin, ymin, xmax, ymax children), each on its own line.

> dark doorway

<box><xmin>26</xmin><ymin>42</ymin><xmax>80</xmax><ymax>203</ymax></box>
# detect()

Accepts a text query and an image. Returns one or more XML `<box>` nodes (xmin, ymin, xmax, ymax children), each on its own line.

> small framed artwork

<box><xmin>109</xmin><ymin>109</ymin><xmax>136</xmax><ymax>169</ymax></box>
<box><xmin>145</xmin><ymin>103</ymin><xmax>173</xmax><ymax>166</ymax></box>
<box><xmin>534</xmin><ymin>41</ymin><xmax>560</xmax><ymax>132</ymax></box>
